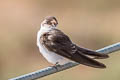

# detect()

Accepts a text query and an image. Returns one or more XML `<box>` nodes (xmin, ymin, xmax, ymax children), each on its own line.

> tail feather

<box><xmin>71</xmin><ymin>51</ymin><xmax>106</xmax><ymax>68</ymax></box>
<box><xmin>76</xmin><ymin>46</ymin><xmax>109</xmax><ymax>59</ymax></box>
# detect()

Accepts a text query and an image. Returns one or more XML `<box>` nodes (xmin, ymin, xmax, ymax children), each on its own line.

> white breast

<box><xmin>37</xmin><ymin>27</ymin><xmax>71</xmax><ymax>65</ymax></box>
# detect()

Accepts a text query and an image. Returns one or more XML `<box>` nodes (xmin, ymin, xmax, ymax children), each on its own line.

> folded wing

<box><xmin>41</xmin><ymin>29</ymin><xmax>109</xmax><ymax>68</ymax></box>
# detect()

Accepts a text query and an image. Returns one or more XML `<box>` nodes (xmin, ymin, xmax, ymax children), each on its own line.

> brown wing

<box><xmin>40</xmin><ymin>29</ymin><xmax>108</xmax><ymax>68</ymax></box>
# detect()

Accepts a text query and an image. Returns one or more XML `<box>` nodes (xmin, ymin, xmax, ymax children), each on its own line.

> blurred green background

<box><xmin>0</xmin><ymin>0</ymin><xmax>120</xmax><ymax>80</ymax></box>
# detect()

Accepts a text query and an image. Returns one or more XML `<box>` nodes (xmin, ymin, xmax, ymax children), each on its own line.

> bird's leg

<box><xmin>51</xmin><ymin>62</ymin><xmax>61</xmax><ymax>71</ymax></box>
<box><xmin>54</xmin><ymin>62</ymin><xmax>59</xmax><ymax>66</ymax></box>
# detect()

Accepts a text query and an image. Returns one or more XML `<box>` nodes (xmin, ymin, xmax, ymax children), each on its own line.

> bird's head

<box><xmin>41</xmin><ymin>16</ymin><xmax>58</xmax><ymax>28</ymax></box>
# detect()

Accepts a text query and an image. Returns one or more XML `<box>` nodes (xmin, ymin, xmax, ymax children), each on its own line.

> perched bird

<box><xmin>37</xmin><ymin>16</ymin><xmax>109</xmax><ymax>68</ymax></box>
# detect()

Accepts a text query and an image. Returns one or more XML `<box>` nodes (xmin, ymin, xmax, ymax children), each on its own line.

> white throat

<box><xmin>37</xmin><ymin>24</ymin><xmax>56</xmax><ymax>47</ymax></box>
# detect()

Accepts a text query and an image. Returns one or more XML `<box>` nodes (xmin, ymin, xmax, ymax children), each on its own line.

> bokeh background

<box><xmin>0</xmin><ymin>0</ymin><xmax>120</xmax><ymax>80</ymax></box>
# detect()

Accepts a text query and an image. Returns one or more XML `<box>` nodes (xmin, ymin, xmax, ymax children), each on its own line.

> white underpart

<box><xmin>37</xmin><ymin>24</ymin><xmax>72</xmax><ymax>65</ymax></box>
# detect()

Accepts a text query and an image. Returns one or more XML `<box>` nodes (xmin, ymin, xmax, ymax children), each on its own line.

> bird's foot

<box><xmin>50</xmin><ymin>62</ymin><xmax>61</xmax><ymax>71</ymax></box>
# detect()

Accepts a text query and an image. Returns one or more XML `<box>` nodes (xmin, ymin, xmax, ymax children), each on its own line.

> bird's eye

<box><xmin>46</xmin><ymin>20</ymin><xmax>52</xmax><ymax>25</ymax></box>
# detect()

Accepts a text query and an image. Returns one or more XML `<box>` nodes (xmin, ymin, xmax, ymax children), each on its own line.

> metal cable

<box><xmin>9</xmin><ymin>42</ymin><xmax>120</xmax><ymax>80</ymax></box>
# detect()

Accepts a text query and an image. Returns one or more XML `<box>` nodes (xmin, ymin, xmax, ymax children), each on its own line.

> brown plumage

<box><xmin>40</xmin><ymin>28</ymin><xmax>109</xmax><ymax>68</ymax></box>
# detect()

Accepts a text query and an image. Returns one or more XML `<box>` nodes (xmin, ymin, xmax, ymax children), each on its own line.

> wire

<box><xmin>9</xmin><ymin>42</ymin><xmax>120</xmax><ymax>80</ymax></box>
